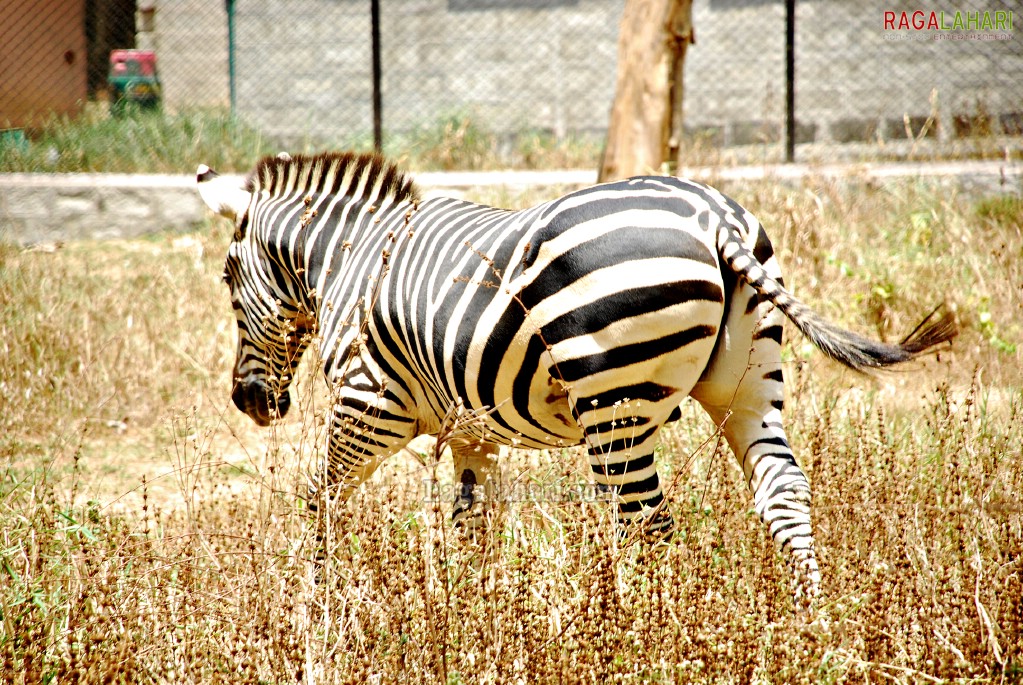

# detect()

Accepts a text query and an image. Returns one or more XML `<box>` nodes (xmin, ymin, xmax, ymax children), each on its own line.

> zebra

<box><xmin>196</xmin><ymin>151</ymin><xmax>956</xmax><ymax>605</ymax></box>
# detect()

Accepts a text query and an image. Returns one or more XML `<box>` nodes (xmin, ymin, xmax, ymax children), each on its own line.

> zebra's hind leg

<box><xmin>695</xmin><ymin>396</ymin><xmax>820</xmax><ymax>608</ymax></box>
<box><xmin>450</xmin><ymin>439</ymin><xmax>501</xmax><ymax>538</ymax></box>
<box><xmin>691</xmin><ymin>304</ymin><xmax>821</xmax><ymax>608</ymax></box>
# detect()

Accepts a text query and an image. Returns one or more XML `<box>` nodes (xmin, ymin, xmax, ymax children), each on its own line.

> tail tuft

<box><xmin>898</xmin><ymin>305</ymin><xmax>958</xmax><ymax>357</ymax></box>
<box><xmin>786</xmin><ymin>302</ymin><xmax>958</xmax><ymax>373</ymax></box>
<box><xmin>716</xmin><ymin>219</ymin><xmax>958</xmax><ymax>373</ymax></box>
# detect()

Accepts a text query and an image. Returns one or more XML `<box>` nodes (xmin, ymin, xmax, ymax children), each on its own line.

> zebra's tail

<box><xmin>717</xmin><ymin>225</ymin><xmax>957</xmax><ymax>372</ymax></box>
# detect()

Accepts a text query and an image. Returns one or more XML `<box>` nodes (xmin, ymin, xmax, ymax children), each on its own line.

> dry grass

<box><xmin>1</xmin><ymin>177</ymin><xmax>1021</xmax><ymax>683</ymax></box>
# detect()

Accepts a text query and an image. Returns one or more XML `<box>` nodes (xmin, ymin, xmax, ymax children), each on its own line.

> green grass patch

<box><xmin>1</xmin><ymin>106</ymin><xmax>277</xmax><ymax>174</ymax></box>
<box><xmin>1</xmin><ymin>107</ymin><xmax>602</xmax><ymax>174</ymax></box>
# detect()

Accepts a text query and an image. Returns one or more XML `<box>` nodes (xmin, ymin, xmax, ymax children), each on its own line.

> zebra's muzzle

<box><xmin>232</xmin><ymin>379</ymin><xmax>290</xmax><ymax>426</ymax></box>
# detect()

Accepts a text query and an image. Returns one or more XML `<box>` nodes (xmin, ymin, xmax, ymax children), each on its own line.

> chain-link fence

<box><xmin>687</xmin><ymin>0</ymin><xmax>1022</xmax><ymax>162</ymax></box>
<box><xmin>1</xmin><ymin>0</ymin><xmax>1020</xmax><ymax>168</ymax></box>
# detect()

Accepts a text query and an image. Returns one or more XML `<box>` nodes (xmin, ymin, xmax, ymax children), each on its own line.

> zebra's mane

<box><xmin>246</xmin><ymin>151</ymin><xmax>420</xmax><ymax>205</ymax></box>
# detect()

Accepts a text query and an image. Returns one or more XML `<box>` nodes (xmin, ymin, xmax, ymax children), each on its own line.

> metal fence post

<box><xmin>226</xmin><ymin>0</ymin><xmax>236</xmax><ymax>117</ymax></box>
<box><xmin>785</xmin><ymin>0</ymin><xmax>796</xmax><ymax>163</ymax></box>
<box><xmin>371</xmin><ymin>0</ymin><xmax>382</xmax><ymax>152</ymax></box>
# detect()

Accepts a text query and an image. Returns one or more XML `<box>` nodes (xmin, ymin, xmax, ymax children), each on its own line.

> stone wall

<box><xmin>146</xmin><ymin>0</ymin><xmax>1020</xmax><ymax>147</ymax></box>
<box><xmin>151</xmin><ymin>0</ymin><xmax>231</xmax><ymax>110</ymax></box>
<box><xmin>146</xmin><ymin>0</ymin><xmax>1023</xmax><ymax>147</ymax></box>
<box><xmin>0</xmin><ymin>174</ymin><xmax>205</xmax><ymax>244</ymax></box>
<box><xmin>28</xmin><ymin>0</ymin><xmax>1023</xmax><ymax>148</ymax></box>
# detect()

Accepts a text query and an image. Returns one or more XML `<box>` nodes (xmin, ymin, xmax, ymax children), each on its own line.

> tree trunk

<box><xmin>598</xmin><ymin>0</ymin><xmax>694</xmax><ymax>183</ymax></box>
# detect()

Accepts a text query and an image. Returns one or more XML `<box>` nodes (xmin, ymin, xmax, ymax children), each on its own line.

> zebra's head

<box><xmin>197</xmin><ymin>162</ymin><xmax>311</xmax><ymax>426</ymax></box>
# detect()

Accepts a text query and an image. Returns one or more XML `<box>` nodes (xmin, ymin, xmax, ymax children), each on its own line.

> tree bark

<box><xmin>598</xmin><ymin>0</ymin><xmax>694</xmax><ymax>183</ymax></box>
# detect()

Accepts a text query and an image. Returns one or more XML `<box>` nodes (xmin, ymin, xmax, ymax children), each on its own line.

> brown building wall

<box><xmin>0</xmin><ymin>0</ymin><xmax>88</xmax><ymax>128</ymax></box>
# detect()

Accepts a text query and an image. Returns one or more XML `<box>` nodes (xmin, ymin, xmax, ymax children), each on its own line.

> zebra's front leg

<box><xmin>450</xmin><ymin>439</ymin><xmax>501</xmax><ymax>537</ymax></box>
<box><xmin>307</xmin><ymin>418</ymin><xmax>389</xmax><ymax>514</ymax></box>
<box><xmin>576</xmin><ymin>403</ymin><xmax>678</xmax><ymax>541</ymax></box>
<box><xmin>306</xmin><ymin>426</ymin><xmax>389</xmax><ymax>576</ymax></box>
<box><xmin>307</xmin><ymin>392</ymin><xmax>417</xmax><ymax>575</ymax></box>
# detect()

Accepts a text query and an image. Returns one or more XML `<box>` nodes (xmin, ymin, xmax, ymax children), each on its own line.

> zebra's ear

<box><xmin>196</xmin><ymin>164</ymin><xmax>250</xmax><ymax>221</ymax></box>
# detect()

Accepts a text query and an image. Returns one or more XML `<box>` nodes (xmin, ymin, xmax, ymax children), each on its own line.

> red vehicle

<box><xmin>108</xmin><ymin>49</ymin><xmax>161</xmax><ymax>113</ymax></box>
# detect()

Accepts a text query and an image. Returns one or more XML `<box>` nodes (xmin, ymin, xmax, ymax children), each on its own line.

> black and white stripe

<box><xmin>198</xmin><ymin>151</ymin><xmax>956</xmax><ymax>604</ymax></box>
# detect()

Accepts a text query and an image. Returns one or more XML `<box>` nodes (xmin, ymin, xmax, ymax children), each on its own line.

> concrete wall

<box><xmin>0</xmin><ymin>174</ymin><xmax>205</xmax><ymax>244</ymax></box>
<box><xmin>8</xmin><ymin>0</ymin><xmax>1018</xmax><ymax>146</ymax></box>
<box><xmin>144</xmin><ymin>0</ymin><xmax>230</xmax><ymax>110</ymax></box>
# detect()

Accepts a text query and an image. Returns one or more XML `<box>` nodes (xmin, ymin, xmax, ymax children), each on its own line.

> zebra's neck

<box><xmin>246</xmin><ymin>151</ymin><xmax>420</xmax><ymax>319</ymax></box>
<box><xmin>300</xmin><ymin>191</ymin><xmax>417</xmax><ymax>303</ymax></box>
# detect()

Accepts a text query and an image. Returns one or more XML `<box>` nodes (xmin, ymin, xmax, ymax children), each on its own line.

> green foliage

<box><xmin>392</xmin><ymin>111</ymin><xmax>498</xmax><ymax>171</ymax></box>
<box><xmin>0</xmin><ymin>105</ymin><xmax>276</xmax><ymax>174</ymax></box>
<box><xmin>979</xmin><ymin>297</ymin><xmax>1017</xmax><ymax>354</ymax></box>
<box><xmin>0</xmin><ymin>106</ymin><xmax>602</xmax><ymax>175</ymax></box>
<box><xmin>975</xmin><ymin>194</ymin><xmax>1023</xmax><ymax>228</ymax></box>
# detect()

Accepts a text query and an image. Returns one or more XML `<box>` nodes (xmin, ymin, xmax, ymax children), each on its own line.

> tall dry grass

<box><xmin>1</xmin><ymin>176</ymin><xmax>1020</xmax><ymax>683</ymax></box>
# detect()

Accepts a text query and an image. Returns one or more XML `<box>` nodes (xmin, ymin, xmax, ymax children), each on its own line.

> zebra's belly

<box><xmin>461</xmin><ymin>296</ymin><xmax>724</xmax><ymax>450</ymax></box>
